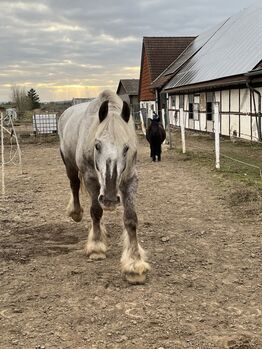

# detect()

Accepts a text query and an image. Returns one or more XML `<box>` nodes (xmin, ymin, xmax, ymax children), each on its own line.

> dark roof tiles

<box><xmin>143</xmin><ymin>37</ymin><xmax>195</xmax><ymax>81</ymax></box>
<box><xmin>117</xmin><ymin>79</ymin><xmax>139</xmax><ymax>95</ymax></box>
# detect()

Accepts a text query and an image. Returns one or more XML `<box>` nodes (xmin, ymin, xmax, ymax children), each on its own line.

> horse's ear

<box><xmin>121</xmin><ymin>101</ymin><xmax>130</xmax><ymax>123</ymax></box>
<box><xmin>99</xmin><ymin>100</ymin><xmax>109</xmax><ymax>123</ymax></box>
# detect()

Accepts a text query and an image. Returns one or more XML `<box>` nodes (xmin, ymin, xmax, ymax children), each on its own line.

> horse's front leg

<box><xmin>60</xmin><ymin>150</ymin><xmax>83</xmax><ymax>222</ymax></box>
<box><xmin>85</xmin><ymin>177</ymin><xmax>107</xmax><ymax>260</ymax></box>
<box><xmin>120</xmin><ymin>177</ymin><xmax>150</xmax><ymax>284</ymax></box>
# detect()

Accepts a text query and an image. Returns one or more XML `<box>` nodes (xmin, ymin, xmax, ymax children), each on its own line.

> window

<box><xmin>171</xmin><ymin>95</ymin><xmax>176</xmax><ymax>108</ymax></box>
<box><xmin>206</xmin><ymin>102</ymin><xmax>213</xmax><ymax>120</ymax></box>
<box><xmin>206</xmin><ymin>92</ymin><xmax>214</xmax><ymax>121</ymax></box>
<box><xmin>193</xmin><ymin>95</ymin><xmax>200</xmax><ymax>120</ymax></box>
<box><xmin>193</xmin><ymin>103</ymin><xmax>199</xmax><ymax>120</ymax></box>
<box><xmin>188</xmin><ymin>94</ymin><xmax>193</xmax><ymax>119</ymax></box>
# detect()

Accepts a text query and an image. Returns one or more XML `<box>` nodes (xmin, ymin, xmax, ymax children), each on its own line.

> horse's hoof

<box><xmin>67</xmin><ymin>206</ymin><xmax>83</xmax><ymax>222</ymax></box>
<box><xmin>89</xmin><ymin>252</ymin><xmax>106</xmax><ymax>260</ymax></box>
<box><xmin>124</xmin><ymin>272</ymin><xmax>147</xmax><ymax>285</ymax></box>
<box><xmin>69</xmin><ymin>211</ymin><xmax>83</xmax><ymax>222</ymax></box>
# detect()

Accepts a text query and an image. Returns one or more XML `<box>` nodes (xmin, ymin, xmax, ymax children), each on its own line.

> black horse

<box><xmin>146</xmin><ymin>114</ymin><xmax>166</xmax><ymax>161</ymax></box>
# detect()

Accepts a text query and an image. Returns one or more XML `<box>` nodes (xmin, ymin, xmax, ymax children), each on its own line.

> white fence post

<box><xmin>139</xmin><ymin>111</ymin><xmax>146</xmax><ymax>136</ymax></box>
<box><xmin>214</xmin><ymin>102</ymin><xmax>220</xmax><ymax>169</ymax></box>
<box><xmin>180</xmin><ymin>107</ymin><xmax>186</xmax><ymax>153</ymax></box>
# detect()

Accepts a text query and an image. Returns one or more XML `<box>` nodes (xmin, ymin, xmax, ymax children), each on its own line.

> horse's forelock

<box><xmin>86</xmin><ymin>91</ymin><xmax>137</xmax><ymax>177</ymax></box>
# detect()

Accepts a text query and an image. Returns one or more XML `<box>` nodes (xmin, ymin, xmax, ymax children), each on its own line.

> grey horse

<box><xmin>58</xmin><ymin>90</ymin><xmax>150</xmax><ymax>284</ymax></box>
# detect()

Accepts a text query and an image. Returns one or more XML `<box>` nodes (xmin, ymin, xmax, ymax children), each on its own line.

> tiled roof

<box><xmin>143</xmin><ymin>37</ymin><xmax>195</xmax><ymax>82</ymax></box>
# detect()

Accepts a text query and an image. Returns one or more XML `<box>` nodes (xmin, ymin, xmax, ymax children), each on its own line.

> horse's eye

<box><xmin>123</xmin><ymin>145</ymin><xmax>129</xmax><ymax>156</ymax></box>
<box><xmin>95</xmin><ymin>142</ymin><xmax>101</xmax><ymax>152</ymax></box>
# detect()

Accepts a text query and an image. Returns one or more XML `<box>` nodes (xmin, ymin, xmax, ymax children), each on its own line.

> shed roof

<box><xmin>158</xmin><ymin>0</ymin><xmax>262</xmax><ymax>92</ymax></box>
<box><xmin>116</xmin><ymin>79</ymin><xmax>139</xmax><ymax>96</ymax></box>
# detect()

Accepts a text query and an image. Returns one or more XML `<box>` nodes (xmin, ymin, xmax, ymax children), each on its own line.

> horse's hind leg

<box><xmin>120</xmin><ymin>177</ymin><xmax>150</xmax><ymax>284</ymax></box>
<box><xmin>60</xmin><ymin>150</ymin><xmax>83</xmax><ymax>222</ymax></box>
<box><xmin>85</xmin><ymin>178</ymin><xmax>107</xmax><ymax>260</ymax></box>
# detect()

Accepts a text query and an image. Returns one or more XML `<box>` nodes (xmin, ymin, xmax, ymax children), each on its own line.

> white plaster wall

<box><xmin>240</xmin><ymin>115</ymin><xmax>251</xmax><ymax>140</ymax></box>
<box><xmin>214</xmin><ymin>91</ymin><xmax>221</xmax><ymax>102</ymax></box>
<box><xmin>221</xmin><ymin>114</ymin><xmax>230</xmax><ymax>136</ymax></box>
<box><xmin>230</xmin><ymin>114</ymin><xmax>240</xmax><ymax>136</ymax></box>
<box><xmin>251</xmin><ymin>90</ymin><xmax>259</xmax><ymax>113</ymax></box>
<box><xmin>252</xmin><ymin>117</ymin><xmax>261</xmax><ymax>141</ymax></box>
<box><xmin>184</xmin><ymin>95</ymin><xmax>189</xmax><ymax>110</ymax></box>
<box><xmin>240</xmin><ymin>89</ymin><xmax>250</xmax><ymax>113</ymax></box>
<box><xmin>221</xmin><ymin>90</ymin><xmax>230</xmax><ymax>111</ymax></box>
<box><xmin>199</xmin><ymin>112</ymin><xmax>206</xmax><ymax>131</ymax></box>
<box><xmin>188</xmin><ymin>119</ymin><xmax>194</xmax><ymax>129</ymax></box>
<box><xmin>140</xmin><ymin>100</ymin><xmax>156</xmax><ymax>118</ymax></box>
<box><xmin>176</xmin><ymin>95</ymin><xmax>179</xmax><ymax>109</ymax></box>
<box><xmin>167</xmin><ymin>87</ymin><xmax>260</xmax><ymax>141</ymax></box>
<box><xmin>184</xmin><ymin>111</ymin><xmax>189</xmax><ymax>128</ymax></box>
<box><xmin>231</xmin><ymin>89</ymin><xmax>240</xmax><ymax>113</ymax></box>
<box><xmin>207</xmin><ymin>120</ymin><xmax>214</xmax><ymax>132</ymax></box>
<box><xmin>194</xmin><ymin>120</ymin><xmax>200</xmax><ymax>130</ymax></box>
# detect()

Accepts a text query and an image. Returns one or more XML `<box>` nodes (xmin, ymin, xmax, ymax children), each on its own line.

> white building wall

<box><xmin>230</xmin><ymin>89</ymin><xmax>240</xmax><ymax>137</ymax></box>
<box><xmin>214</xmin><ymin>91</ymin><xmax>220</xmax><ymax>102</ymax></box>
<box><xmin>184</xmin><ymin>95</ymin><xmax>189</xmax><ymax>128</ymax></box>
<box><xmin>240</xmin><ymin>89</ymin><xmax>249</xmax><ymax>113</ymax></box>
<box><xmin>168</xmin><ymin>86</ymin><xmax>261</xmax><ymax>142</ymax></box>
<box><xmin>199</xmin><ymin>112</ymin><xmax>206</xmax><ymax>131</ymax></box>
<box><xmin>240</xmin><ymin>114</ymin><xmax>251</xmax><ymax>140</ymax></box>
<box><xmin>231</xmin><ymin>89</ymin><xmax>239</xmax><ymax>112</ymax></box>
<box><xmin>221</xmin><ymin>90</ymin><xmax>230</xmax><ymax>136</ymax></box>
<box><xmin>239</xmin><ymin>89</ymin><xmax>250</xmax><ymax>140</ymax></box>
<box><xmin>194</xmin><ymin>120</ymin><xmax>200</xmax><ymax>131</ymax></box>
<box><xmin>140</xmin><ymin>100</ymin><xmax>156</xmax><ymax>119</ymax></box>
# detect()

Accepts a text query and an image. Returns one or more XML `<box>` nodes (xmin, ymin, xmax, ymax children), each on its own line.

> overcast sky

<box><xmin>0</xmin><ymin>0</ymin><xmax>256</xmax><ymax>102</ymax></box>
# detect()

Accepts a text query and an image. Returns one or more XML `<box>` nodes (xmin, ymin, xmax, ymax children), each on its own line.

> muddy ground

<box><xmin>0</xmin><ymin>137</ymin><xmax>261</xmax><ymax>349</ymax></box>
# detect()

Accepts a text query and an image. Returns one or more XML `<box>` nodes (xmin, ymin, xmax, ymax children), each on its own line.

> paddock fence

<box><xmin>166</xmin><ymin>106</ymin><xmax>262</xmax><ymax>183</ymax></box>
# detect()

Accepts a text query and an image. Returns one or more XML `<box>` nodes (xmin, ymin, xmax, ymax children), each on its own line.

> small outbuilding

<box><xmin>116</xmin><ymin>79</ymin><xmax>140</xmax><ymax>116</ymax></box>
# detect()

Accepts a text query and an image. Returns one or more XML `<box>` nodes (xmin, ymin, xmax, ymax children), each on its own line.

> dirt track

<box><xmin>0</xmin><ymin>138</ymin><xmax>261</xmax><ymax>349</ymax></box>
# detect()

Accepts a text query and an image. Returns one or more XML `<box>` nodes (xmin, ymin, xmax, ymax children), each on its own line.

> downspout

<box><xmin>246</xmin><ymin>80</ymin><xmax>262</xmax><ymax>142</ymax></box>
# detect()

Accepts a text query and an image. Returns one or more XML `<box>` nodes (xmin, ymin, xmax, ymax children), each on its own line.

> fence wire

<box><xmin>170</xmin><ymin>126</ymin><xmax>262</xmax><ymax>181</ymax></box>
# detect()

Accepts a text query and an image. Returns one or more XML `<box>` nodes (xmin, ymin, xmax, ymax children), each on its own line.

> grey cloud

<box><xmin>0</xmin><ymin>0</ymin><xmax>256</xmax><ymax>101</ymax></box>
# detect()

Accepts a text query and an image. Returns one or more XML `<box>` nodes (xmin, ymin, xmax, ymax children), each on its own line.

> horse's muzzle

<box><xmin>98</xmin><ymin>194</ymin><xmax>121</xmax><ymax>211</ymax></box>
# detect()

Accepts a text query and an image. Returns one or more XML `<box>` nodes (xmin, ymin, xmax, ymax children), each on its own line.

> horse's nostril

<box><xmin>99</xmin><ymin>195</ymin><xmax>104</xmax><ymax>203</ymax></box>
<box><xmin>117</xmin><ymin>196</ymin><xmax>120</xmax><ymax>203</ymax></box>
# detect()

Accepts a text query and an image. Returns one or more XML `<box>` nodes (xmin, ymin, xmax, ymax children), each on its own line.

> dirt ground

<box><xmin>0</xmin><ymin>137</ymin><xmax>261</xmax><ymax>349</ymax></box>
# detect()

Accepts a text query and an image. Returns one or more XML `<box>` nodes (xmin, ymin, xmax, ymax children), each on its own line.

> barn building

<box><xmin>138</xmin><ymin>37</ymin><xmax>195</xmax><ymax>119</ymax></box>
<box><xmin>153</xmin><ymin>1</ymin><xmax>262</xmax><ymax>141</ymax></box>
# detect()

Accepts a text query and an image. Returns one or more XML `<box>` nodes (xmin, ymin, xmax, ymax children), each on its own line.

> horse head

<box><xmin>94</xmin><ymin>100</ymin><xmax>131</xmax><ymax>211</ymax></box>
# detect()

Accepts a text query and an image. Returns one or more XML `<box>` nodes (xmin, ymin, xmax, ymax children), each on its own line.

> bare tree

<box><xmin>10</xmin><ymin>86</ymin><xmax>31</xmax><ymax>118</ymax></box>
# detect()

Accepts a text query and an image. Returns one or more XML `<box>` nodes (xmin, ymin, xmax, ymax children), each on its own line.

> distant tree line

<box><xmin>10</xmin><ymin>86</ymin><xmax>40</xmax><ymax>118</ymax></box>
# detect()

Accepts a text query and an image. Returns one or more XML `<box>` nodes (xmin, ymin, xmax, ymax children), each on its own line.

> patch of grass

<box><xmin>227</xmin><ymin>187</ymin><xmax>260</xmax><ymax>207</ymax></box>
<box><xmin>171</xmin><ymin>129</ymin><xmax>262</xmax><ymax>190</ymax></box>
